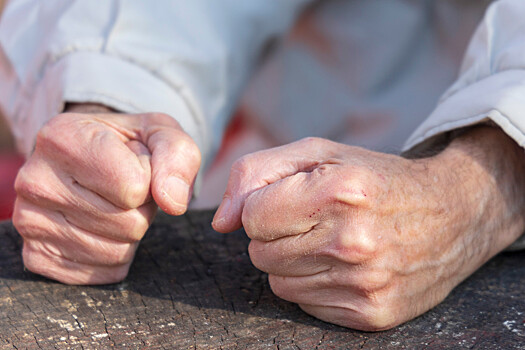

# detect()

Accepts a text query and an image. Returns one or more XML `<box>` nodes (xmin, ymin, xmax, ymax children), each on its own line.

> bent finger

<box><xmin>213</xmin><ymin>137</ymin><xmax>340</xmax><ymax>233</ymax></box>
<box><xmin>113</xmin><ymin>113</ymin><xmax>204</xmax><ymax>216</ymax></box>
<box><xmin>37</xmin><ymin>114</ymin><xmax>152</xmax><ymax>210</ymax></box>
<box><xmin>247</xmin><ymin>222</ymin><xmax>334</xmax><ymax>277</ymax></box>
<box><xmin>241</xmin><ymin>169</ymin><xmax>336</xmax><ymax>242</ymax></box>
<box><xmin>65</xmin><ymin>177</ymin><xmax>157</xmax><ymax>242</ymax></box>
<box><xmin>126</xmin><ymin>140</ymin><xmax>153</xmax><ymax>203</ymax></box>
<box><xmin>298</xmin><ymin>303</ymin><xmax>397</xmax><ymax>331</ymax></box>
<box><xmin>268</xmin><ymin>273</ymin><xmax>394</xmax><ymax>331</ymax></box>
<box><xmin>14</xmin><ymin>199</ymin><xmax>139</xmax><ymax>267</ymax></box>
<box><xmin>15</xmin><ymin>157</ymin><xmax>156</xmax><ymax>242</ymax></box>
<box><xmin>146</xmin><ymin>126</ymin><xmax>201</xmax><ymax>215</ymax></box>
<box><xmin>268</xmin><ymin>274</ymin><xmax>364</xmax><ymax>309</ymax></box>
<box><xmin>22</xmin><ymin>240</ymin><xmax>133</xmax><ymax>285</ymax></box>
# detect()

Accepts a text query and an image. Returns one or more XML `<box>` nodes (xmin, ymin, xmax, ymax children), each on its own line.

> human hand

<box><xmin>13</xmin><ymin>104</ymin><xmax>201</xmax><ymax>284</ymax></box>
<box><xmin>213</xmin><ymin>127</ymin><xmax>525</xmax><ymax>330</ymax></box>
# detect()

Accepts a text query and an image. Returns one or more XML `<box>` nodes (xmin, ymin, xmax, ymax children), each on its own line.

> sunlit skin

<box><xmin>213</xmin><ymin>127</ymin><xmax>525</xmax><ymax>331</ymax></box>
<box><xmin>12</xmin><ymin>101</ymin><xmax>525</xmax><ymax>331</ymax></box>
<box><xmin>13</xmin><ymin>104</ymin><xmax>201</xmax><ymax>284</ymax></box>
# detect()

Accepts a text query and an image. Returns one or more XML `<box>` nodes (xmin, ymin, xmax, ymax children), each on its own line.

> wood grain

<box><xmin>0</xmin><ymin>210</ymin><xmax>524</xmax><ymax>349</ymax></box>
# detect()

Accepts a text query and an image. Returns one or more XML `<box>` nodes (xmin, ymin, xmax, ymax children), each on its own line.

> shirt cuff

<box><xmin>403</xmin><ymin>69</ymin><xmax>525</xmax><ymax>251</ymax></box>
<box><xmin>403</xmin><ymin>69</ymin><xmax>525</xmax><ymax>154</ymax></box>
<box><xmin>15</xmin><ymin>51</ymin><xmax>209</xmax><ymax>164</ymax></box>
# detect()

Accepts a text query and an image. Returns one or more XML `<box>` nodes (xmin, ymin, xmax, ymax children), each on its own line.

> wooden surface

<box><xmin>0</xmin><ymin>210</ymin><xmax>524</xmax><ymax>349</ymax></box>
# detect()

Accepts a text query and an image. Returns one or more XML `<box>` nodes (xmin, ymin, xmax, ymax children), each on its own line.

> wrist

<box><xmin>64</xmin><ymin>102</ymin><xmax>117</xmax><ymax>114</ymax></box>
<box><xmin>433</xmin><ymin>126</ymin><xmax>525</xmax><ymax>254</ymax></box>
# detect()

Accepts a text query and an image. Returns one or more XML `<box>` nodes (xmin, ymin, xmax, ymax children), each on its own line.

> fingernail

<box><xmin>213</xmin><ymin>198</ymin><xmax>231</xmax><ymax>226</ymax></box>
<box><xmin>163</xmin><ymin>176</ymin><xmax>190</xmax><ymax>209</ymax></box>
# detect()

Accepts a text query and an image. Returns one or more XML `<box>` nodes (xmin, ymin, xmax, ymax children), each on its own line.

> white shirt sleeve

<box><xmin>0</xmin><ymin>0</ymin><xmax>310</xmax><ymax>167</ymax></box>
<box><xmin>402</xmin><ymin>0</ymin><xmax>525</xmax><ymax>250</ymax></box>
<box><xmin>403</xmin><ymin>0</ymin><xmax>525</xmax><ymax>153</ymax></box>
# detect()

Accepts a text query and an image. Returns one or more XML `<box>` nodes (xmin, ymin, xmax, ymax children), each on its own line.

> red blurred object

<box><xmin>0</xmin><ymin>153</ymin><xmax>24</xmax><ymax>220</ymax></box>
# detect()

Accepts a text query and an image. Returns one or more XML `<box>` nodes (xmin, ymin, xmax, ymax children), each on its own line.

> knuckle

<box><xmin>360</xmin><ymin>302</ymin><xmax>398</xmax><ymax>331</ymax></box>
<box><xmin>102</xmin><ymin>243</ymin><xmax>137</xmax><ymax>266</ymax></box>
<box><xmin>21</xmin><ymin>240</ymin><xmax>54</xmax><ymax>277</ymax></box>
<box><xmin>175</xmin><ymin>136</ymin><xmax>201</xmax><ymax>166</ymax></box>
<box><xmin>296</xmin><ymin>136</ymin><xmax>339</xmax><ymax>154</ymax></box>
<box><xmin>147</xmin><ymin>112</ymin><xmax>179</xmax><ymax>127</ymax></box>
<box><xmin>120</xmin><ymin>211</ymin><xmax>150</xmax><ymax>242</ymax></box>
<box><xmin>35</xmin><ymin>115</ymin><xmax>75</xmax><ymax>153</ymax></box>
<box><xmin>242</xmin><ymin>196</ymin><xmax>271</xmax><ymax>242</ymax></box>
<box><xmin>335</xmin><ymin>228</ymin><xmax>378</xmax><ymax>264</ymax></box>
<box><xmin>14</xmin><ymin>165</ymin><xmax>58</xmax><ymax>204</ymax></box>
<box><xmin>13</xmin><ymin>166</ymin><xmax>31</xmax><ymax>198</ymax></box>
<box><xmin>150</xmin><ymin>112</ymin><xmax>172</xmax><ymax>120</ymax></box>
<box><xmin>12</xmin><ymin>201</ymin><xmax>60</xmax><ymax>242</ymax></box>
<box><xmin>105</xmin><ymin>264</ymin><xmax>131</xmax><ymax>283</ymax></box>
<box><xmin>325</xmin><ymin>268</ymin><xmax>347</xmax><ymax>288</ymax></box>
<box><xmin>327</xmin><ymin>172</ymin><xmax>373</xmax><ymax>208</ymax></box>
<box><xmin>115</xmin><ymin>163</ymin><xmax>151</xmax><ymax>209</ymax></box>
<box><xmin>120</xmin><ymin>180</ymin><xmax>150</xmax><ymax>209</ymax></box>
<box><xmin>231</xmin><ymin>155</ymin><xmax>254</xmax><ymax>176</ymax></box>
<box><xmin>241</xmin><ymin>198</ymin><xmax>259</xmax><ymax>239</ymax></box>
<box><xmin>297</xmin><ymin>136</ymin><xmax>328</xmax><ymax>148</ymax></box>
<box><xmin>34</xmin><ymin>126</ymin><xmax>51</xmax><ymax>150</ymax></box>
<box><xmin>267</xmin><ymin>275</ymin><xmax>290</xmax><ymax>301</ymax></box>
<box><xmin>359</xmin><ymin>270</ymin><xmax>392</xmax><ymax>295</ymax></box>
<box><xmin>35</xmin><ymin>119</ymin><xmax>58</xmax><ymax>148</ymax></box>
<box><xmin>12</xmin><ymin>203</ymin><xmax>31</xmax><ymax>238</ymax></box>
<box><xmin>22</xmin><ymin>238</ymin><xmax>132</xmax><ymax>285</ymax></box>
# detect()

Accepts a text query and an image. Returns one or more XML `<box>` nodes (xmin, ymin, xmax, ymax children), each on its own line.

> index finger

<box><xmin>212</xmin><ymin>138</ymin><xmax>340</xmax><ymax>233</ymax></box>
<box><xmin>241</xmin><ymin>170</ymin><xmax>327</xmax><ymax>241</ymax></box>
<box><xmin>36</xmin><ymin>114</ymin><xmax>151</xmax><ymax>210</ymax></box>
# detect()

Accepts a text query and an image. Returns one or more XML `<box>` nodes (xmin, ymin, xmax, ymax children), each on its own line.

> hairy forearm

<box><xmin>433</xmin><ymin>126</ymin><xmax>525</xmax><ymax>261</ymax></box>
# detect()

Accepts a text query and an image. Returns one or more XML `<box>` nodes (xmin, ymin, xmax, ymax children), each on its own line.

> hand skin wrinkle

<box><xmin>216</xmin><ymin>128</ymin><xmax>525</xmax><ymax>331</ymax></box>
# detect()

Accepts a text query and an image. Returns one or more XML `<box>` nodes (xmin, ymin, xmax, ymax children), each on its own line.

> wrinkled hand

<box><xmin>213</xmin><ymin>127</ymin><xmax>525</xmax><ymax>330</ymax></box>
<box><xmin>13</xmin><ymin>104</ymin><xmax>201</xmax><ymax>284</ymax></box>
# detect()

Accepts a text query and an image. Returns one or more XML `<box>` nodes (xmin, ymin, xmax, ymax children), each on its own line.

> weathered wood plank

<box><xmin>0</xmin><ymin>211</ymin><xmax>524</xmax><ymax>349</ymax></box>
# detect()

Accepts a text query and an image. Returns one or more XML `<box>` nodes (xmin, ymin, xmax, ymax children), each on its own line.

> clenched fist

<box><xmin>13</xmin><ymin>104</ymin><xmax>201</xmax><ymax>284</ymax></box>
<box><xmin>213</xmin><ymin>127</ymin><xmax>525</xmax><ymax>331</ymax></box>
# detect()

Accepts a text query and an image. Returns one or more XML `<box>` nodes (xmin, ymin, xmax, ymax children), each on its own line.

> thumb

<box><xmin>212</xmin><ymin>137</ymin><xmax>335</xmax><ymax>233</ymax></box>
<box><xmin>140</xmin><ymin>113</ymin><xmax>201</xmax><ymax>215</ymax></box>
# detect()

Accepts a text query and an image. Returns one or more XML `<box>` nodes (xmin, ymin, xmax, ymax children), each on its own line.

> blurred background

<box><xmin>0</xmin><ymin>95</ymin><xmax>22</xmax><ymax>222</ymax></box>
<box><xmin>0</xmin><ymin>0</ymin><xmax>25</xmax><ymax>221</ymax></box>
<box><xmin>0</xmin><ymin>0</ymin><xmax>489</xmax><ymax>219</ymax></box>
<box><xmin>0</xmin><ymin>110</ymin><xmax>21</xmax><ymax>222</ymax></box>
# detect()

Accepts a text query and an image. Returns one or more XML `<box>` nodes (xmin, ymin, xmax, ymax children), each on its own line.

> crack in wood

<box><xmin>0</xmin><ymin>212</ymin><xmax>523</xmax><ymax>349</ymax></box>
